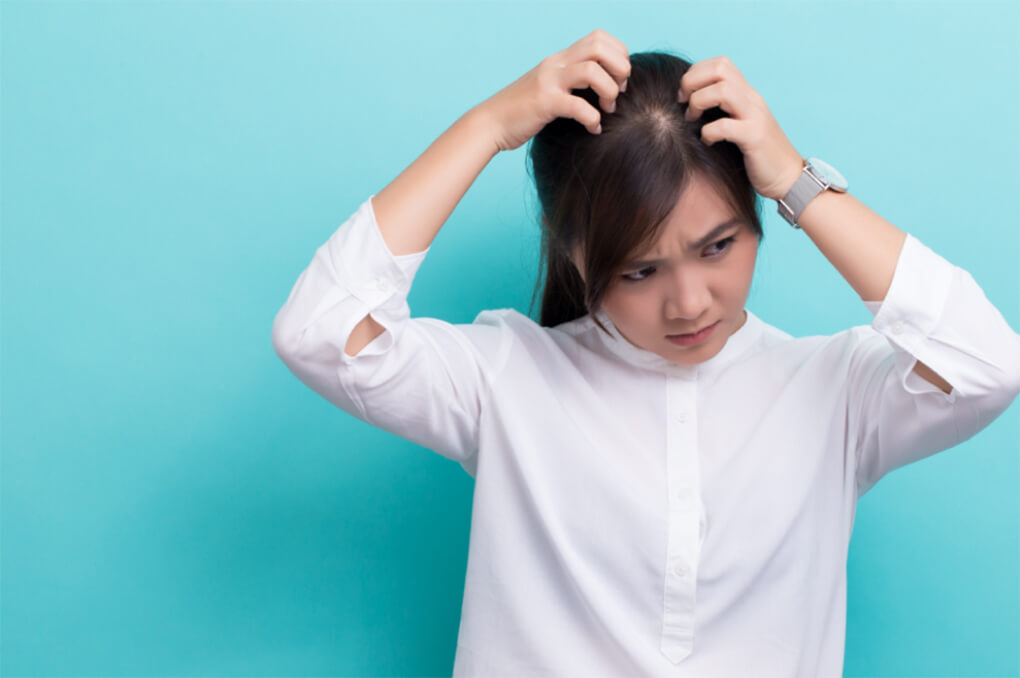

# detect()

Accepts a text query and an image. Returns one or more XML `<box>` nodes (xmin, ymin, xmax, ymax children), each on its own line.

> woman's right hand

<box><xmin>473</xmin><ymin>29</ymin><xmax>631</xmax><ymax>153</ymax></box>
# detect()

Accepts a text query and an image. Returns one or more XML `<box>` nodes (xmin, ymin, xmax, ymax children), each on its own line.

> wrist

<box><xmin>462</xmin><ymin>105</ymin><xmax>503</xmax><ymax>158</ymax></box>
<box><xmin>775</xmin><ymin>157</ymin><xmax>806</xmax><ymax>201</ymax></box>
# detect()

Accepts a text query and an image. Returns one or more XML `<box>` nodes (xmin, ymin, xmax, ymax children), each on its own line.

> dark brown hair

<box><xmin>525</xmin><ymin>50</ymin><xmax>764</xmax><ymax>335</ymax></box>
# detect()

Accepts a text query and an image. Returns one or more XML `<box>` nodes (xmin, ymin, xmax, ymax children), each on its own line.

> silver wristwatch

<box><xmin>777</xmin><ymin>157</ymin><xmax>849</xmax><ymax>228</ymax></box>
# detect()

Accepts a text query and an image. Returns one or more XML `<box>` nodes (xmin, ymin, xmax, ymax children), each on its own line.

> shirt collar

<box><xmin>592</xmin><ymin>307</ymin><xmax>765</xmax><ymax>379</ymax></box>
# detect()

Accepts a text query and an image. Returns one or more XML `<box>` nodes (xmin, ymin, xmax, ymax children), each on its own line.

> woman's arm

<box><xmin>272</xmin><ymin>32</ymin><xmax>632</xmax><ymax>471</ymax></box>
<box><xmin>782</xmin><ymin>185</ymin><xmax>952</xmax><ymax>393</ymax></box>
<box><xmin>677</xmin><ymin>56</ymin><xmax>993</xmax><ymax>395</ymax></box>
<box><xmin>346</xmin><ymin>109</ymin><xmax>499</xmax><ymax>356</ymax></box>
<box><xmin>373</xmin><ymin>109</ymin><xmax>499</xmax><ymax>258</ymax></box>
<box><xmin>348</xmin><ymin>31</ymin><xmax>630</xmax><ymax>357</ymax></box>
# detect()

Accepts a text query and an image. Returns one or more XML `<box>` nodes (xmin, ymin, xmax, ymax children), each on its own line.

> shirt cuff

<box><xmin>870</xmin><ymin>233</ymin><xmax>953</xmax><ymax>335</ymax></box>
<box><xmin>324</xmin><ymin>194</ymin><xmax>429</xmax><ymax>305</ymax></box>
<box><xmin>313</xmin><ymin>194</ymin><xmax>430</xmax><ymax>363</ymax></box>
<box><xmin>867</xmin><ymin>232</ymin><xmax>957</xmax><ymax>395</ymax></box>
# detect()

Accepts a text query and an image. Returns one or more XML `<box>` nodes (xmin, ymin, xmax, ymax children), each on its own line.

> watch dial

<box><xmin>807</xmin><ymin>157</ymin><xmax>848</xmax><ymax>191</ymax></box>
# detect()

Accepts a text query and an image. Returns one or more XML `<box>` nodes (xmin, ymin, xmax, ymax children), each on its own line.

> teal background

<box><xmin>2</xmin><ymin>1</ymin><xmax>1017</xmax><ymax>676</ymax></box>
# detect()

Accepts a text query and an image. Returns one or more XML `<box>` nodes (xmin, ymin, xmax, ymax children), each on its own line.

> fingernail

<box><xmin>594</xmin><ymin>123</ymin><xmax>602</xmax><ymax>134</ymax></box>
<box><xmin>607</xmin><ymin>100</ymin><xmax>616</xmax><ymax>113</ymax></box>
<box><xmin>621</xmin><ymin>78</ymin><xmax>628</xmax><ymax>92</ymax></box>
<box><xmin>677</xmin><ymin>88</ymin><xmax>686</xmax><ymax>102</ymax></box>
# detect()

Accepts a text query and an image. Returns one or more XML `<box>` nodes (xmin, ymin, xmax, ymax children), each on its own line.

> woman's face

<box><xmin>572</xmin><ymin>173</ymin><xmax>759</xmax><ymax>366</ymax></box>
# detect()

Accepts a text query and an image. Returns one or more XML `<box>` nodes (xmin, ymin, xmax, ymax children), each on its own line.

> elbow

<box><xmin>960</xmin><ymin>333</ymin><xmax>1020</xmax><ymax>401</ymax></box>
<box><xmin>271</xmin><ymin>315</ymin><xmax>300</xmax><ymax>361</ymax></box>
<box><xmin>1008</xmin><ymin>356</ymin><xmax>1020</xmax><ymax>407</ymax></box>
<box><xmin>271</xmin><ymin>327</ymin><xmax>290</xmax><ymax>361</ymax></box>
<box><xmin>972</xmin><ymin>350</ymin><xmax>1020</xmax><ymax>432</ymax></box>
<box><xmin>986</xmin><ymin>371</ymin><xmax>1020</xmax><ymax>433</ymax></box>
<box><xmin>1004</xmin><ymin>334</ymin><xmax>1020</xmax><ymax>402</ymax></box>
<box><xmin>993</xmin><ymin>326</ymin><xmax>1020</xmax><ymax>401</ymax></box>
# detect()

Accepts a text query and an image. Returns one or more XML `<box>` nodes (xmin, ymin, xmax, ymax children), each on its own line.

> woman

<box><xmin>272</xmin><ymin>29</ymin><xmax>1019</xmax><ymax>677</ymax></box>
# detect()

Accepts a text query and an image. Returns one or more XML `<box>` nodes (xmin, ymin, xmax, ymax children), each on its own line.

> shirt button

<box><xmin>674</xmin><ymin>412</ymin><xmax>688</xmax><ymax>423</ymax></box>
<box><xmin>674</xmin><ymin>564</ymin><xmax>688</xmax><ymax>578</ymax></box>
<box><xmin>676</xmin><ymin>487</ymin><xmax>692</xmax><ymax>501</ymax></box>
<box><xmin>892</xmin><ymin>320</ymin><xmax>906</xmax><ymax>334</ymax></box>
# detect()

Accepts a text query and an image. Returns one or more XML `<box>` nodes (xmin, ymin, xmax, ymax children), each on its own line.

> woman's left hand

<box><xmin>678</xmin><ymin>56</ymin><xmax>805</xmax><ymax>201</ymax></box>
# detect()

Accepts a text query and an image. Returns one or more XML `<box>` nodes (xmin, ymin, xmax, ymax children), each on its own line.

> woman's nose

<box><xmin>664</xmin><ymin>272</ymin><xmax>711</xmax><ymax>321</ymax></box>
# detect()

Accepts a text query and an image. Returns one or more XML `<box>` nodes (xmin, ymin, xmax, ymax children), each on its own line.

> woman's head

<box><xmin>526</xmin><ymin>50</ymin><xmax>764</xmax><ymax>366</ymax></box>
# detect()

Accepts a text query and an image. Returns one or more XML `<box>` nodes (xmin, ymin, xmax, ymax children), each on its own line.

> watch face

<box><xmin>807</xmin><ymin>157</ymin><xmax>848</xmax><ymax>192</ymax></box>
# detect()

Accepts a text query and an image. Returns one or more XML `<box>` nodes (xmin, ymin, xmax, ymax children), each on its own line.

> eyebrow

<box><xmin>624</xmin><ymin>218</ymin><xmax>743</xmax><ymax>269</ymax></box>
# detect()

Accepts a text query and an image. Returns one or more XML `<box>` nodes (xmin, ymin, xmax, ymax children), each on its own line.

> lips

<box><xmin>668</xmin><ymin>322</ymin><xmax>717</xmax><ymax>338</ymax></box>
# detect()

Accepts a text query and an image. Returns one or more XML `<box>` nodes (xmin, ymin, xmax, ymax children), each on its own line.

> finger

<box><xmin>564</xmin><ymin>59</ymin><xmax>622</xmax><ymax>117</ymax></box>
<box><xmin>590</xmin><ymin>28</ymin><xmax>628</xmax><ymax>60</ymax></box>
<box><xmin>573</xmin><ymin>28</ymin><xmax>628</xmax><ymax>60</ymax></box>
<box><xmin>558</xmin><ymin>88</ymin><xmax>603</xmax><ymax>134</ymax></box>
<box><xmin>683</xmin><ymin>80</ymin><xmax>744</xmax><ymax>122</ymax></box>
<box><xmin>699</xmin><ymin>117</ymin><xmax>739</xmax><ymax>147</ymax></box>
<box><xmin>570</xmin><ymin>30</ymin><xmax>631</xmax><ymax>103</ymax></box>
<box><xmin>676</xmin><ymin>55</ymin><xmax>732</xmax><ymax>106</ymax></box>
<box><xmin>595</xmin><ymin>30</ymin><xmax>632</xmax><ymax>88</ymax></box>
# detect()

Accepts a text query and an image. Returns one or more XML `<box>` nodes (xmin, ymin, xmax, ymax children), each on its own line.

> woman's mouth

<box><xmin>666</xmin><ymin>320</ymin><xmax>720</xmax><ymax>347</ymax></box>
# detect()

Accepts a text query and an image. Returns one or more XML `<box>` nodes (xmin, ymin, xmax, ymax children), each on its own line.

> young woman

<box><xmin>272</xmin><ymin>29</ymin><xmax>1020</xmax><ymax>678</ymax></box>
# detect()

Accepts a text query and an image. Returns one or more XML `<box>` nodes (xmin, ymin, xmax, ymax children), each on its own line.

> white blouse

<box><xmin>272</xmin><ymin>195</ymin><xmax>1020</xmax><ymax>678</ymax></box>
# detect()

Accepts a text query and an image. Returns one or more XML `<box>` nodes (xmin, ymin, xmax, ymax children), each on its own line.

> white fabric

<box><xmin>272</xmin><ymin>194</ymin><xmax>1020</xmax><ymax>677</ymax></box>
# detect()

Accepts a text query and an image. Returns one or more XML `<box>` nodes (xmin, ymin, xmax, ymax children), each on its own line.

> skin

<box><xmin>363</xmin><ymin>27</ymin><xmax>950</xmax><ymax>392</ymax></box>
<box><xmin>571</xmin><ymin>172</ymin><xmax>758</xmax><ymax>366</ymax></box>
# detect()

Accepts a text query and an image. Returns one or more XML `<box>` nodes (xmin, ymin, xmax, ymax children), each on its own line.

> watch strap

<box><xmin>777</xmin><ymin>160</ymin><xmax>830</xmax><ymax>229</ymax></box>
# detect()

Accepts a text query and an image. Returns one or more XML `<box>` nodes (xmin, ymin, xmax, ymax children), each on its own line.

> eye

<box><xmin>705</xmin><ymin>235</ymin><xmax>736</xmax><ymax>257</ymax></box>
<box><xmin>621</xmin><ymin>266</ymin><xmax>655</xmax><ymax>283</ymax></box>
<box><xmin>619</xmin><ymin>236</ymin><xmax>737</xmax><ymax>282</ymax></box>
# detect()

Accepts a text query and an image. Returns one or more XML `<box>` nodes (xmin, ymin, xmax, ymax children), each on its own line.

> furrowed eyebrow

<box><xmin>624</xmin><ymin>218</ymin><xmax>743</xmax><ymax>269</ymax></box>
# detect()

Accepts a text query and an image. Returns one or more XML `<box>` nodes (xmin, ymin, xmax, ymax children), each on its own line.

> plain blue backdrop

<box><xmin>2</xmin><ymin>1</ymin><xmax>1017</xmax><ymax>676</ymax></box>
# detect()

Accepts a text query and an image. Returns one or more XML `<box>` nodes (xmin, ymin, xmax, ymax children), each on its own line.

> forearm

<box><xmin>780</xmin><ymin>175</ymin><xmax>955</xmax><ymax>392</ymax></box>
<box><xmin>786</xmin><ymin>180</ymin><xmax>907</xmax><ymax>303</ymax></box>
<box><xmin>372</xmin><ymin>107</ymin><xmax>500</xmax><ymax>256</ymax></box>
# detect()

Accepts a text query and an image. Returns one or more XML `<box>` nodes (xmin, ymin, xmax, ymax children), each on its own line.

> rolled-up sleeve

<box><xmin>271</xmin><ymin>195</ymin><xmax>513</xmax><ymax>475</ymax></box>
<box><xmin>846</xmin><ymin>232</ymin><xmax>1020</xmax><ymax>498</ymax></box>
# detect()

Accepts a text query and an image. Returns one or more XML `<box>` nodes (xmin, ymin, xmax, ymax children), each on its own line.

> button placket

<box><xmin>662</xmin><ymin>375</ymin><xmax>701</xmax><ymax>657</ymax></box>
